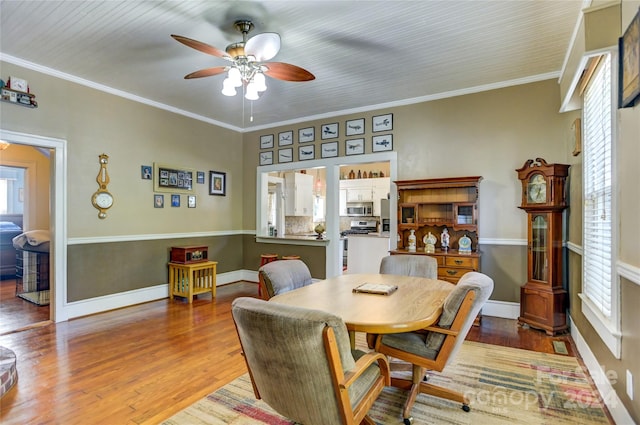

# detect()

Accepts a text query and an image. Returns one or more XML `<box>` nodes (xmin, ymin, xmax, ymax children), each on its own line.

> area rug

<box><xmin>162</xmin><ymin>341</ymin><xmax>611</xmax><ymax>425</ymax></box>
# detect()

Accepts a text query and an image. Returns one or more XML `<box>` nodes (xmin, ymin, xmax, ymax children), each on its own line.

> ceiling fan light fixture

<box><xmin>253</xmin><ymin>72</ymin><xmax>267</xmax><ymax>92</ymax></box>
<box><xmin>222</xmin><ymin>79</ymin><xmax>237</xmax><ymax>96</ymax></box>
<box><xmin>173</xmin><ymin>18</ymin><xmax>313</xmax><ymax>106</ymax></box>
<box><xmin>245</xmin><ymin>84</ymin><xmax>260</xmax><ymax>100</ymax></box>
<box><xmin>227</xmin><ymin>67</ymin><xmax>243</xmax><ymax>87</ymax></box>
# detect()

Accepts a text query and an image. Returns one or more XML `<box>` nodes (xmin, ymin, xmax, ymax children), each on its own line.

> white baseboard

<box><xmin>63</xmin><ymin>284</ymin><xmax>169</xmax><ymax>320</ymax></box>
<box><xmin>482</xmin><ymin>300</ymin><xmax>520</xmax><ymax>319</ymax></box>
<box><xmin>64</xmin><ymin>269</ymin><xmax>259</xmax><ymax>320</ymax></box>
<box><xmin>571</xmin><ymin>319</ymin><xmax>635</xmax><ymax>425</ymax></box>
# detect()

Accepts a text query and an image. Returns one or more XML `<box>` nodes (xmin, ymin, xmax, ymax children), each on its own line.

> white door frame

<box><xmin>0</xmin><ymin>129</ymin><xmax>68</xmax><ymax>322</ymax></box>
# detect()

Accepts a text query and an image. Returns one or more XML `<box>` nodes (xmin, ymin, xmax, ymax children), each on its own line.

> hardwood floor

<box><xmin>0</xmin><ymin>278</ymin><xmax>50</xmax><ymax>335</ymax></box>
<box><xmin>0</xmin><ymin>281</ymin><xmax>579</xmax><ymax>425</ymax></box>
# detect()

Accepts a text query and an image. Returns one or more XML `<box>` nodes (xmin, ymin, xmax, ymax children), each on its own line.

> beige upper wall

<box><xmin>0</xmin><ymin>61</ymin><xmax>243</xmax><ymax>237</ymax></box>
<box><xmin>243</xmin><ymin>79</ymin><xmax>579</xmax><ymax>240</ymax></box>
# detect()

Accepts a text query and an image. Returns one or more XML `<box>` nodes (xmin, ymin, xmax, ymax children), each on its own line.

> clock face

<box><xmin>527</xmin><ymin>174</ymin><xmax>547</xmax><ymax>203</ymax></box>
<box><xmin>94</xmin><ymin>191</ymin><xmax>113</xmax><ymax>209</ymax></box>
<box><xmin>9</xmin><ymin>78</ymin><xmax>28</xmax><ymax>92</ymax></box>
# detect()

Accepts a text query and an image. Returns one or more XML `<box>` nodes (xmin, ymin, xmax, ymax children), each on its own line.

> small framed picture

<box><xmin>299</xmin><ymin>145</ymin><xmax>315</xmax><ymax>161</ymax></box>
<box><xmin>259</xmin><ymin>151</ymin><xmax>273</xmax><ymax>166</ymax></box>
<box><xmin>188</xmin><ymin>195</ymin><xmax>196</xmax><ymax>208</ymax></box>
<box><xmin>619</xmin><ymin>7</ymin><xmax>640</xmax><ymax>108</ymax></box>
<box><xmin>260</xmin><ymin>134</ymin><xmax>274</xmax><ymax>149</ymax></box>
<box><xmin>372</xmin><ymin>134</ymin><xmax>393</xmax><ymax>152</ymax></box>
<box><xmin>278</xmin><ymin>148</ymin><xmax>293</xmax><ymax>163</ymax></box>
<box><xmin>299</xmin><ymin>127</ymin><xmax>315</xmax><ymax>143</ymax></box>
<box><xmin>154</xmin><ymin>194</ymin><xmax>164</xmax><ymax>208</ymax></box>
<box><xmin>141</xmin><ymin>165</ymin><xmax>152</xmax><ymax>180</ymax></box>
<box><xmin>278</xmin><ymin>131</ymin><xmax>293</xmax><ymax>146</ymax></box>
<box><xmin>209</xmin><ymin>171</ymin><xmax>226</xmax><ymax>196</ymax></box>
<box><xmin>345</xmin><ymin>118</ymin><xmax>365</xmax><ymax>136</ymax></box>
<box><xmin>345</xmin><ymin>138</ymin><xmax>365</xmax><ymax>155</ymax></box>
<box><xmin>372</xmin><ymin>113</ymin><xmax>393</xmax><ymax>132</ymax></box>
<box><xmin>196</xmin><ymin>171</ymin><xmax>205</xmax><ymax>184</ymax></box>
<box><xmin>171</xmin><ymin>194</ymin><xmax>180</xmax><ymax>207</ymax></box>
<box><xmin>321</xmin><ymin>141</ymin><xmax>339</xmax><ymax>158</ymax></box>
<box><xmin>321</xmin><ymin>123</ymin><xmax>339</xmax><ymax>139</ymax></box>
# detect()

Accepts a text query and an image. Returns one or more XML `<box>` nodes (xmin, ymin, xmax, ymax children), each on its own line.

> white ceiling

<box><xmin>0</xmin><ymin>1</ymin><xmax>584</xmax><ymax>131</ymax></box>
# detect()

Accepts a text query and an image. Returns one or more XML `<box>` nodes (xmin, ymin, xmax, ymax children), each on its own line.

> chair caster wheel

<box><xmin>462</xmin><ymin>404</ymin><xmax>471</xmax><ymax>412</ymax></box>
<box><xmin>403</xmin><ymin>417</ymin><xmax>413</xmax><ymax>425</ymax></box>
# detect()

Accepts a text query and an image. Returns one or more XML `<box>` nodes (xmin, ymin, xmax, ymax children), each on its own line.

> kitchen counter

<box><xmin>346</xmin><ymin>233</ymin><xmax>391</xmax><ymax>274</ymax></box>
<box><xmin>255</xmin><ymin>234</ymin><xmax>330</xmax><ymax>246</ymax></box>
<box><xmin>344</xmin><ymin>232</ymin><xmax>390</xmax><ymax>238</ymax></box>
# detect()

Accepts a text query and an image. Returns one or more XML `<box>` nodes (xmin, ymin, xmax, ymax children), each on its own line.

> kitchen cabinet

<box><xmin>339</xmin><ymin>177</ymin><xmax>390</xmax><ymax>216</ymax></box>
<box><xmin>339</xmin><ymin>189</ymin><xmax>347</xmax><ymax>216</ymax></box>
<box><xmin>284</xmin><ymin>172</ymin><xmax>313</xmax><ymax>216</ymax></box>
<box><xmin>346</xmin><ymin>187</ymin><xmax>372</xmax><ymax>202</ymax></box>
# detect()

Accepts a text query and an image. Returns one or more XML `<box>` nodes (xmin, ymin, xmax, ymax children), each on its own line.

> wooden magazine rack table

<box><xmin>168</xmin><ymin>260</ymin><xmax>217</xmax><ymax>303</ymax></box>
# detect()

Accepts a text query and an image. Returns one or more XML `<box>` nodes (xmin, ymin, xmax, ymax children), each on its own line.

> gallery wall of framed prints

<box><xmin>257</xmin><ymin>112</ymin><xmax>394</xmax><ymax>165</ymax></box>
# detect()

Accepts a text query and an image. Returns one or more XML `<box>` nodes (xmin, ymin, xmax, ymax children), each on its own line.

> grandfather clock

<box><xmin>516</xmin><ymin>158</ymin><xmax>570</xmax><ymax>335</ymax></box>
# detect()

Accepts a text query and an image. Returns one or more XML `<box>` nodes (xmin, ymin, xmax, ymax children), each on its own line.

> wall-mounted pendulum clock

<box><xmin>516</xmin><ymin>158</ymin><xmax>570</xmax><ymax>335</ymax></box>
<box><xmin>91</xmin><ymin>153</ymin><xmax>114</xmax><ymax>219</ymax></box>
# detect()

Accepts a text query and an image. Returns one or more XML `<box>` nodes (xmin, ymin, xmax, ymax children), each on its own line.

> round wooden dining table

<box><xmin>269</xmin><ymin>273</ymin><xmax>455</xmax><ymax>347</ymax></box>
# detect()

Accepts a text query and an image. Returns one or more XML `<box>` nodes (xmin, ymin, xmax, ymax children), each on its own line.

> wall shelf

<box><xmin>1</xmin><ymin>87</ymin><xmax>37</xmax><ymax>108</ymax></box>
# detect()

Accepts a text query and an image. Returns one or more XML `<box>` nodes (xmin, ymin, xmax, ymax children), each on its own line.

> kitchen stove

<box><xmin>341</xmin><ymin>220</ymin><xmax>378</xmax><ymax>236</ymax></box>
<box><xmin>341</xmin><ymin>229</ymin><xmax>372</xmax><ymax>235</ymax></box>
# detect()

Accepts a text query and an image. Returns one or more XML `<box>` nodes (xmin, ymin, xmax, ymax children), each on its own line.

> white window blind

<box><xmin>582</xmin><ymin>54</ymin><xmax>613</xmax><ymax>318</ymax></box>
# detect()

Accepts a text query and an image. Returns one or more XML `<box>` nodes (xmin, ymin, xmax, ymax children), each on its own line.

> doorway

<box><xmin>0</xmin><ymin>162</ymin><xmax>51</xmax><ymax>334</ymax></box>
<box><xmin>0</xmin><ymin>128</ymin><xmax>67</xmax><ymax>332</ymax></box>
<box><xmin>256</xmin><ymin>151</ymin><xmax>397</xmax><ymax>278</ymax></box>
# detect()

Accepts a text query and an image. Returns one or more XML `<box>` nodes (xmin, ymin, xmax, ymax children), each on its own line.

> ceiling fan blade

<box><xmin>171</xmin><ymin>34</ymin><xmax>231</xmax><ymax>60</ymax></box>
<box><xmin>263</xmin><ymin>62</ymin><xmax>315</xmax><ymax>82</ymax></box>
<box><xmin>245</xmin><ymin>32</ymin><xmax>281</xmax><ymax>61</ymax></box>
<box><xmin>184</xmin><ymin>66</ymin><xmax>228</xmax><ymax>79</ymax></box>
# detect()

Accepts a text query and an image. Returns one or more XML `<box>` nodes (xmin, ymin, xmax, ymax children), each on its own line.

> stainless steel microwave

<box><xmin>346</xmin><ymin>202</ymin><xmax>373</xmax><ymax>216</ymax></box>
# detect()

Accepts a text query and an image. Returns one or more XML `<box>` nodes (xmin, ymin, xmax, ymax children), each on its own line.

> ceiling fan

<box><xmin>171</xmin><ymin>20</ymin><xmax>315</xmax><ymax>100</ymax></box>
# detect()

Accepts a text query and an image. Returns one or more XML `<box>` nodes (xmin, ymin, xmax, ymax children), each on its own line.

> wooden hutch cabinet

<box><xmin>389</xmin><ymin>176</ymin><xmax>482</xmax><ymax>284</ymax></box>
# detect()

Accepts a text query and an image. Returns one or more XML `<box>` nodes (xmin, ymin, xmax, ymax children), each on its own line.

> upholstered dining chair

<box><xmin>231</xmin><ymin>297</ymin><xmax>391</xmax><ymax>425</ymax></box>
<box><xmin>373</xmin><ymin>271</ymin><xmax>493</xmax><ymax>424</ymax></box>
<box><xmin>258</xmin><ymin>258</ymin><xmax>313</xmax><ymax>300</ymax></box>
<box><xmin>367</xmin><ymin>255</ymin><xmax>440</xmax><ymax>348</ymax></box>
<box><xmin>379</xmin><ymin>255</ymin><xmax>438</xmax><ymax>279</ymax></box>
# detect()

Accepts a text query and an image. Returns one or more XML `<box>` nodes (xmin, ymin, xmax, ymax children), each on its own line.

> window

<box><xmin>0</xmin><ymin>165</ymin><xmax>25</xmax><ymax>214</ymax></box>
<box><xmin>579</xmin><ymin>53</ymin><xmax>620</xmax><ymax>357</ymax></box>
